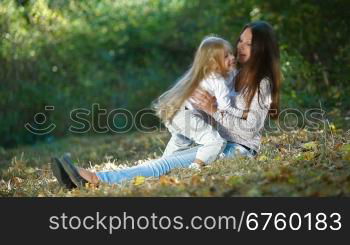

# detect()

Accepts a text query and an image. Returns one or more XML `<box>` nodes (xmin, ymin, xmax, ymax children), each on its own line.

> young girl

<box><xmin>153</xmin><ymin>36</ymin><xmax>244</xmax><ymax>169</ymax></box>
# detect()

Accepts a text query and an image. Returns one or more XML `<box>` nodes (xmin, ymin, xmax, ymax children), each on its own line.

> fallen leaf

<box><xmin>159</xmin><ymin>176</ymin><xmax>179</xmax><ymax>185</ymax></box>
<box><xmin>277</xmin><ymin>146</ymin><xmax>288</xmax><ymax>154</ymax></box>
<box><xmin>329</xmin><ymin>123</ymin><xmax>336</xmax><ymax>132</ymax></box>
<box><xmin>274</xmin><ymin>155</ymin><xmax>282</xmax><ymax>161</ymax></box>
<box><xmin>190</xmin><ymin>175</ymin><xmax>203</xmax><ymax>185</ymax></box>
<box><xmin>85</xmin><ymin>182</ymin><xmax>98</xmax><ymax>189</ymax></box>
<box><xmin>133</xmin><ymin>176</ymin><xmax>145</xmax><ymax>186</ymax></box>
<box><xmin>334</xmin><ymin>143</ymin><xmax>343</xmax><ymax>151</ymax></box>
<box><xmin>258</xmin><ymin>155</ymin><xmax>268</xmax><ymax>161</ymax></box>
<box><xmin>303</xmin><ymin>152</ymin><xmax>315</xmax><ymax>161</ymax></box>
<box><xmin>25</xmin><ymin>167</ymin><xmax>35</xmax><ymax>174</ymax></box>
<box><xmin>302</xmin><ymin>141</ymin><xmax>318</xmax><ymax>151</ymax></box>
<box><xmin>11</xmin><ymin>177</ymin><xmax>23</xmax><ymax>187</ymax></box>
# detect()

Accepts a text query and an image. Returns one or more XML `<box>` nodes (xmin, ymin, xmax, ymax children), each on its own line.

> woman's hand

<box><xmin>191</xmin><ymin>88</ymin><xmax>218</xmax><ymax>115</ymax></box>
<box><xmin>242</xmin><ymin>110</ymin><xmax>249</xmax><ymax>120</ymax></box>
<box><xmin>192</xmin><ymin>88</ymin><xmax>250</xmax><ymax>120</ymax></box>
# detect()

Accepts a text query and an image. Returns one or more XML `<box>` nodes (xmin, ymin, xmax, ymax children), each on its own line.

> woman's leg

<box><xmin>56</xmin><ymin>142</ymin><xmax>254</xmax><ymax>187</ymax></box>
<box><xmin>220</xmin><ymin>142</ymin><xmax>256</xmax><ymax>160</ymax></box>
<box><xmin>96</xmin><ymin>146</ymin><xmax>200</xmax><ymax>185</ymax></box>
<box><xmin>77</xmin><ymin>167</ymin><xmax>100</xmax><ymax>184</ymax></box>
<box><xmin>96</xmin><ymin>142</ymin><xmax>254</xmax><ymax>185</ymax></box>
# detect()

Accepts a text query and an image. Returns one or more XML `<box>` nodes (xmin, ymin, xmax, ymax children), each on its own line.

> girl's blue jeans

<box><xmin>96</xmin><ymin>142</ymin><xmax>256</xmax><ymax>185</ymax></box>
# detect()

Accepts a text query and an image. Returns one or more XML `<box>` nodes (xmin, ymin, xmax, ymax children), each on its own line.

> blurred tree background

<box><xmin>0</xmin><ymin>0</ymin><xmax>349</xmax><ymax>148</ymax></box>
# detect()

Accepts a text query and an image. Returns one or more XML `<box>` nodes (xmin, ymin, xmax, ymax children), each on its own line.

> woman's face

<box><xmin>237</xmin><ymin>28</ymin><xmax>252</xmax><ymax>64</ymax></box>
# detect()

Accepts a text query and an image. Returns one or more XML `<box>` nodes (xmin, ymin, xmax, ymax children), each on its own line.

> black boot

<box><xmin>51</xmin><ymin>157</ymin><xmax>76</xmax><ymax>189</ymax></box>
<box><xmin>61</xmin><ymin>153</ymin><xmax>88</xmax><ymax>188</ymax></box>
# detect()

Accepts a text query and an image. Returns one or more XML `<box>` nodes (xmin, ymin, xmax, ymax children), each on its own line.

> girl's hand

<box><xmin>191</xmin><ymin>88</ymin><xmax>218</xmax><ymax>115</ymax></box>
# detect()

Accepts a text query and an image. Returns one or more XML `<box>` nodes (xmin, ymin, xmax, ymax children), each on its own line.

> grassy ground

<box><xmin>0</xmin><ymin>127</ymin><xmax>349</xmax><ymax>197</ymax></box>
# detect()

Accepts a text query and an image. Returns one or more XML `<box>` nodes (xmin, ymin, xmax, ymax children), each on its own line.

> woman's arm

<box><xmin>192</xmin><ymin>79</ymin><xmax>272</xmax><ymax>135</ymax></box>
<box><xmin>192</xmin><ymin>87</ymin><xmax>246</xmax><ymax>118</ymax></box>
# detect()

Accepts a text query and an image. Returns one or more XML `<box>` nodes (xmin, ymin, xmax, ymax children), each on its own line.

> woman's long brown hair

<box><xmin>234</xmin><ymin>21</ymin><xmax>281</xmax><ymax>119</ymax></box>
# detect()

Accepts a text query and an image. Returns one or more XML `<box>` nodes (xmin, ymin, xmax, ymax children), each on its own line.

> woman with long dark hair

<box><xmin>51</xmin><ymin>21</ymin><xmax>282</xmax><ymax>188</ymax></box>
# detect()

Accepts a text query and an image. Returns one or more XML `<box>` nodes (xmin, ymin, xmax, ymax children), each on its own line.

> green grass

<box><xmin>0</xmin><ymin>128</ymin><xmax>349</xmax><ymax>197</ymax></box>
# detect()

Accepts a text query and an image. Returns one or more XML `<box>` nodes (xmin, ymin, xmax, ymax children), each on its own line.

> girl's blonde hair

<box><xmin>153</xmin><ymin>35</ymin><xmax>232</xmax><ymax>122</ymax></box>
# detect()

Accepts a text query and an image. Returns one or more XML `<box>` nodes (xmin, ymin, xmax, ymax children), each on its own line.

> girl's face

<box><xmin>223</xmin><ymin>49</ymin><xmax>235</xmax><ymax>72</ymax></box>
<box><xmin>237</xmin><ymin>28</ymin><xmax>252</xmax><ymax>64</ymax></box>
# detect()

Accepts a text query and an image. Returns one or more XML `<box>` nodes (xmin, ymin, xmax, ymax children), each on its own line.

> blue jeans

<box><xmin>96</xmin><ymin>142</ymin><xmax>256</xmax><ymax>185</ymax></box>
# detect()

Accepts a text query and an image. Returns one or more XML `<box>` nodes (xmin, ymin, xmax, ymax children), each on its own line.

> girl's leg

<box><xmin>168</xmin><ymin>110</ymin><xmax>226</xmax><ymax>164</ymax></box>
<box><xmin>96</xmin><ymin>146</ymin><xmax>200</xmax><ymax>185</ymax></box>
<box><xmin>162</xmin><ymin>133</ymin><xmax>194</xmax><ymax>157</ymax></box>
